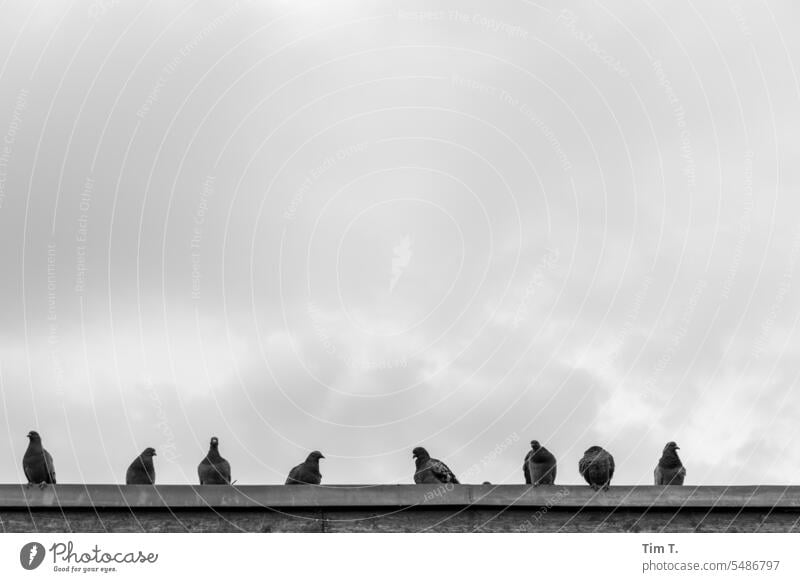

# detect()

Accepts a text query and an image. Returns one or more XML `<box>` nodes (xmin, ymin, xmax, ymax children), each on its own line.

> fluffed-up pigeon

<box><xmin>126</xmin><ymin>447</ymin><xmax>157</xmax><ymax>485</ymax></box>
<box><xmin>197</xmin><ymin>436</ymin><xmax>231</xmax><ymax>484</ymax></box>
<box><xmin>23</xmin><ymin>431</ymin><xmax>56</xmax><ymax>487</ymax></box>
<box><xmin>285</xmin><ymin>451</ymin><xmax>325</xmax><ymax>485</ymax></box>
<box><xmin>578</xmin><ymin>445</ymin><xmax>614</xmax><ymax>490</ymax></box>
<box><xmin>523</xmin><ymin>440</ymin><xmax>557</xmax><ymax>486</ymax></box>
<box><xmin>654</xmin><ymin>441</ymin><xmax>686</xmax><ymax>485</ymax></box>
<box><xmin>412</xmin><ymin>447</ymin><xmax>459</xmax><ymax>484</ymax></box>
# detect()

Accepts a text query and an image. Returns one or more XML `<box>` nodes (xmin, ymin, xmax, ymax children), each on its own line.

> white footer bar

<box><xmin>1</xmin><ymin>533</ymin><xmax>798</xmax><ymax>581</ymax></box>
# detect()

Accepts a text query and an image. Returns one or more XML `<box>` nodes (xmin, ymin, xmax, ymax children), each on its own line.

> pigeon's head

<box><xmin>412</xmin><ymin>447</ymin><xmax>429</xmax><ymax>460</ymax></box>
<box><xmin>307</xmin><ymin>450</ymin><xmax>325</xmax><ymax>461</ymax></box>
<box><xmin>664</xmin><ymin>441</ymin><xmax>680</xmax><ymax>452</ymax></box>
<box><xmin>530</xmin><ymin>440</ymin><xmax>541</xmax><ymax>451</ymax></box>
<box><xmin>209</xmin><ymin>437</ymin><xmax>219</xmax><ymax>448</ymax></box>
<box><xmin>584</xmin><ymin>445</ymin><xmax>604</xmax><ymax>456</ymax></box>
<box><xmin>27</xmin><ymin>431</ymin><xmax>41</xmax><ymax>442</ymax></box>
<box><xmin>142</xmin><ymin>447</ymin><xmax>157</xmax><ymax>458</ymax></box>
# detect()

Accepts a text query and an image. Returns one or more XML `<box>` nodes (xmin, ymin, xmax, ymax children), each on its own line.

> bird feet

<box><xmin>38</xmin><ymin>482</ymin><xmax>48</xmax><ymax>489</ymax></box>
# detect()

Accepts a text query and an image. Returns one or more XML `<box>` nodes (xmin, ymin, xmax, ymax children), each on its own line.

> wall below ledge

<box><xmin>1</xmin><ymin>484</ymin><xmax>798</xmax><ymax>533</ymax></box>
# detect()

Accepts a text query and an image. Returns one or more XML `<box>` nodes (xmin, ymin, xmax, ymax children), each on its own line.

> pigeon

<box><xmin>285</xmin><ymin>451</ymin><xmax>325</xmax><ymax>485</ymax></box>
<box><xmin>126</xmin><ymin>447</ymin><xmax>157</xmax><ymax>485</ymax></box>
<box><xmin>523</xmin><ymin>440</ymin><xmax>557</xmax><ymax>486</ymax></box>
<box><xmin>654</xmin><ymin>441</ymin><xmax>686</xmax><ymax>485</ymax></box>
<box><xmin>412</xmin><ymin>447</ymin><xmax>459</xmax><ymax>484</ymax></box>
<box><xmin>197</xmin><ymin>436</ymin><xmax>231</xmax><ymax>485</ymax></box>
<box><xmin>23</xmin><ymin>431</ymin><xmax>56</xmax><ymax>487</ymax></box>
<box><xmin>578</xmin><ymin>445</ymin><xmax>614</xmax><ymax>490</ymax></box>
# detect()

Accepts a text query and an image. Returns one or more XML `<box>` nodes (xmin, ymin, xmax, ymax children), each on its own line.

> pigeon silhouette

<box><xmin>285</xmin><ymin>451</ymin><xmax>325</xmax><ymax>485</ymax></box>
<box><xmin>654</xmin><ymin>441</ymin><xmax>686</xmax><ymax>485</ymax></box>
<box><xmin>126</xmin><ymin>447</ymin><xmax>157</xmax><ymax>485</ymax></box>
<box><xmin>578</xmin><ymin>446</ymin><xmax>614</xmax><ymax>490</ymax></box>
<box><xmin>413</xmin><ymin>447</ymin><xmax>459</xmax><ymax>484</ymax></box>
<box><xmin>523</xmin><ymin>440</ymin><xmax>557</xmax><ymax>486</ymax></box>
<box><xmin>197</xmin><ymin>436</ymin><xmax>231</xmax><ymax>485</ymax></box>
<box><xmin>23</xmin><ymin>431</ymin><xmax>56</xmax><ymax>487</ymax></box>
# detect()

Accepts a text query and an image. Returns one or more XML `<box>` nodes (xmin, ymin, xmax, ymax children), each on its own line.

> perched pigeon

<box><xmin>578</xmin><ymin>446</ymin><xmax>614</xmax><ymax>490</ymax></box>
<box><xmin>412</xmin><ymin>447</ymin><xmax>459</xmax><ymax>484</ymax></box>
<box><xmin>523</xmin><ymin>440</ymin><xmax>557</xmax><ymax>486</ymax></box>
<box><xmin>197</xmin><ymin>436</ymin><xmax>231</xmax><ymax>485</ymax></box>
<box><xmin>126</xmin><ymin>447</ymin><xmax>157</xmax><ymax>485</ymax></box>
<box><xmin>285</xmin><ymin>451</ymin><xmax>325</xmax><ymax>485</ymax></box>
<box><xmin>23</xmin><ymin>431</ymin><xmax>56</xmax><ymax>487</ymax></box>
<box><xmin>654</xmin><ymin>441</ymin><xmax>686</xmax><ymax>485</ymax></box>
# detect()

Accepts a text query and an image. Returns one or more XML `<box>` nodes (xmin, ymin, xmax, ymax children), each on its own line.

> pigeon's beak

<box><xmin>320</xmin><ymin>454</ymin><xmax>325</xmax><ymax>459</ymax></box>
<box><xmin>675</xmin><ymin>446</ymin><xmax>680</xmax><ymax>450</ymax></box>
<box><xmin>153</xmin><ymin>452</ymin><xmax>157</xmax><ymax>456</ymax></box>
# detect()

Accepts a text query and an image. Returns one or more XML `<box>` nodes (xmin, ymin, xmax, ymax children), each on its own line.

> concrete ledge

<box><xmin>1</xmin><ymin>484</ymin><xmax>799</xmax><ymax>510</ymax></box>
<box><xmin>3</xmin><ymin>485</ymin><xmax>799</xmax><ymax>532</ymax></box>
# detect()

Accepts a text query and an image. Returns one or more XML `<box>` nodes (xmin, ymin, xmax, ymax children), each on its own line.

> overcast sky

<box><xmin>1</xmin><ymin>0</ymin><xmax>799</xmax><ymax>487</ymax></box>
